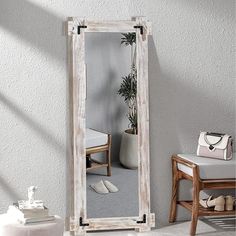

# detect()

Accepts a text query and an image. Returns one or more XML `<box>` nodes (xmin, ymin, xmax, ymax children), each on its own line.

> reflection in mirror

<box><xmin>85</xmin><ymin>32</ymin><xmax>138</xmax><ymax>218</ymax></box>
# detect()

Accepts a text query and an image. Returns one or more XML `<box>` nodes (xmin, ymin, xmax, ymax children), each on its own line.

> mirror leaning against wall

<box><xmin>67</xmin><ymin>17</ymin><xmax>155</xmax><ymax>235</ymax></box>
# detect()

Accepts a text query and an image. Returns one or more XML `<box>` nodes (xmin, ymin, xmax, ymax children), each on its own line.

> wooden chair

<box><xmin>86</xmin><ymin>129</ymin><xmax>112</xmax><ymax>176</ymax></box>
<box><xmin>169</xmin><ymin>154</ymin><xmax>236</xmax><ymax>236</ymax></box>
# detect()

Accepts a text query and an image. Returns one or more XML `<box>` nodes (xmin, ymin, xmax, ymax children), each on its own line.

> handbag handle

<box><xmin>204</xmin><ymin>132</ymin><xmax>224</xmax><ymax>146</ymax></box>
<box><xmin>206</xmin><ymin>132</ymin><xmax>225</xmax><ymax>137</ymax></box>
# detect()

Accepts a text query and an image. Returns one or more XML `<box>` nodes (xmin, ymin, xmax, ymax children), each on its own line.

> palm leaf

<box><xmin>121</xmin><ymin>33</ymin><xmax>136</xmax><ymax>46</ymax></box>
<box><xmin>118</xmin><ymin>33</ymin><xmax>138</xmax><ymax>133</ymax></box>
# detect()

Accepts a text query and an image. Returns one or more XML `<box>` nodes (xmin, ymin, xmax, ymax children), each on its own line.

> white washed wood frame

<box><xmin>67</xmin><ymin>17</ymin><xmax>155</xmax><ymax>235</ymax></box>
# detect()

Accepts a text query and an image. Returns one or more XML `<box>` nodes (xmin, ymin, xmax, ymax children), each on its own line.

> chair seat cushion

<box><xmin>86</xmin><ymin>128</ymin><xmax>108</xmax><ymax>149</ymax></box>
<box><xmin>177</xmin><ymin>153</ymin><xmax>236</xmax><ymax>179</ymax></box>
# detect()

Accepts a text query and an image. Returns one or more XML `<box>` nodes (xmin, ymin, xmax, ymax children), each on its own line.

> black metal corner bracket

<box><xmin>77</xmin><ymin>25</ymin><xmax>87</xmax><ymax>34</ymax></box>
<box><xmin>137</xmin><ymin>214</ymin><xmax>146</xmax><ymax>224</ymax></box>
<box><xmin>134</xmin><ymin>25</ymin><xmax>143</xmax><ymax>35</ymax></box>
<box><xmin>79</xmin><ymin>217</ymin><xmax>89</xmax><ymax>227</ymax></box>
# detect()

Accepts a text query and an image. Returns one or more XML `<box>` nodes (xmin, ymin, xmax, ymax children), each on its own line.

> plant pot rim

<box><xmin>124</xmin><ymin>129</ymin><xmax>138</xmax><ymax>135</ymax></box>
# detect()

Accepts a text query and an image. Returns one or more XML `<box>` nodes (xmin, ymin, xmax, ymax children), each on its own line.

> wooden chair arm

<box><xmin>172</xmin><ymin>154</ymin><xmax>197</xmax><ymax>169</ymax></box>
<box><xmin>172</xmin><ymin>154</ymin><xmax>200</xmax><ymax>182</ymax></box>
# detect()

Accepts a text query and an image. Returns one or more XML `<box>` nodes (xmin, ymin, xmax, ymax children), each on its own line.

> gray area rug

<box><xmin>86</xmin><ymin>162</ymin><xmax>138</xmax><ymax>218</ymax></box>
<box><xmin>156</xmin><ymin>219</ymin><xmax>235</xmax><ymax>236</ymax></box>
<box><xmin>201</xmin><ymin>216</ymin><xmax>236</xmax><ymax>232</ymax></box>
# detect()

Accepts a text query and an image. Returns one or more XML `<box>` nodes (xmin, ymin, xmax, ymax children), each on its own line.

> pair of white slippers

<box><xmin>90</xmin><ymin>180</ymin><xmax>119</xmax><ymax>194</ymax></box>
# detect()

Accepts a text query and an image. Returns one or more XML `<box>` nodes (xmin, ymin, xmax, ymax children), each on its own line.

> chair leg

<box><xmin>86</xmin><ymin>154</ymin><xmax>92</xmax><ymax>169</ymax></box>
<box><xmin>190</xmin><ymin>167</ymin><xmax>200</xmax><ymax>236</ymax></box>
<box><xmin>169</xmin><ymin>158</ymin><xmax>179</xmax><ymax>223</ymax></box>
<box><xmin>106</xmin><ymin>135</ymin><xmax>112</xmax><ymax>176</ymax></box>
<box><xmin>106</xmin><ymin>149</ymin><xmax>111</xmax><ymax>176</ymax></box>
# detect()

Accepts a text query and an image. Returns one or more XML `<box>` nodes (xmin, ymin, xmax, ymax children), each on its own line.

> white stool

<box><xmin>0</xmin><ymin>214</ymin><xmax>64</xmax><ymax>236</ymax></box>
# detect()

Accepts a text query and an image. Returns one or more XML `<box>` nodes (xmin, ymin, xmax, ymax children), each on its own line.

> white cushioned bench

<box><xmin>86</xmin><ymin>128</ymin><xmax>111</xmax><ymax>176</ymax></box>
<box><xmin>86</xmin><ymin>128</ymin><xmax>108</xmax><ymax>148</ymax></box>
<box><xmin>177</xmin><ymin>153</ymin><xmax>236</xmax><ymax>179</ymax></box>
<box><xmin>169</xmin><ymin>153</ymin><xmax>236</xmax><ymax>236</ymax></box>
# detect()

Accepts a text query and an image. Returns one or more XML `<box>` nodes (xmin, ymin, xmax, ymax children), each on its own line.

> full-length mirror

<box><xmin>85</xmin><ymin>32</ymin><xmax>138</xmax><ymax>218</ymax></box>
<box><xmin>68</xmin><ymin>18</ymin><xmax>154</xmax><ymax>235</ymax></box>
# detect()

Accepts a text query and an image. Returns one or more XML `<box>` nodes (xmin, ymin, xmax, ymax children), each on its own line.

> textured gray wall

<box><xmin>148</xmin><ymin>0</ymin><xmax>235</xmax><ymax>225</ymax></box>
<box><xmin>85</xmin><ymin>33</ymin><xmax>130</xmax><ymax>162</ymax></box>
<box><xmin>0</xmin><ymin>0</ymin><xmax>235</xmax><ymax>228</ymax></box>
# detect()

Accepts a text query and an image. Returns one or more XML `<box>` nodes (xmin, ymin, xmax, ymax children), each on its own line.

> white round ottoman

<box><xmin>0</xmin><ymin>214</ymin><xmax>64</xmax><ymax>236</ymax></box>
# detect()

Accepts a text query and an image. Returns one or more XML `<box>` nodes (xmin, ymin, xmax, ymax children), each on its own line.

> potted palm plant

<box><xmin>118</xmin><ymin>33</ymin><xmax>138</xmax><ymax>169</ymax></box>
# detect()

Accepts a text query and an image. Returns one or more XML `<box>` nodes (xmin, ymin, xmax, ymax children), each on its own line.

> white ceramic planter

<box><xmin>119</xmin><ymin>130</ymin><xmax>138</xmax><ymax>169</ymax></box>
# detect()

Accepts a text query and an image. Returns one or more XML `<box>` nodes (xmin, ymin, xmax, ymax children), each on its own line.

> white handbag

<box><xmin>197</xmin><ymin>132</ymin><xmax>233</xmax><ymax>160</ymax></box>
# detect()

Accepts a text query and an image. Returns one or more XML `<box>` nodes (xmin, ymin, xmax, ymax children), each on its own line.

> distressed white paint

<box><xmin>0</xmin><ymin>0</ymin><xmax>235</xmax><ymax>230</ymax></box>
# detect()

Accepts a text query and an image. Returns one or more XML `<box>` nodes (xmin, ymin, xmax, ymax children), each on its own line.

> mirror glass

<box><xmin>85</xmin><ymin>32</ymin><xmax>139</xmax><ymax>218</ymax></box>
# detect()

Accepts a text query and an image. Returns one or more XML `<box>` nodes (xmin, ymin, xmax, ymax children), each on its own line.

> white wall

<box><xmin>0</xmin><ymin>0</ymin><xmax>235</xmax><ymax>228</ymax></box>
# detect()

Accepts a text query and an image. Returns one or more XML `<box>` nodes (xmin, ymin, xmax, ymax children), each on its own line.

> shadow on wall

<box><xmin>0</xmin><ymin>92</ymin><xmax>66</xmax><ymax>154</ymax></box>
<box><xmin>148</xmin><ymin>36</ymin><xmax>235</xmax><ymax>226</ymax></box>
<box><xmin>178</xmin><ymin>0</ymin><xmax>235</xmax><ymax>24</ymax></box>
<box><xmin>0</xmin><ymin>0</ymin><xmax>69</xmax><ymax>155</ymax></box>
<box><xmin>85</xmin><ymin>33</ymin><xmax>129</xmax><ymax>162</ymax></box>
<box><xmin>91</xmin><ymin>68</ymin><xmax>126</xmax><ymax>162</ymax></box>
<box><xmin>0</xmin><ymin>0</ymin><xmax>64</xmax><ymax>61</ymax></box>
<box><xmin>0</xmin><ymin>176</ymin><xmax>21</xmax><ymax>201</ymax></box>
<box><xmin>0</xmin><ymin>75</ymin><xmax>70</xmax><ymax>220</ymax></box>
<box><xmin>0</xmin><ymin>0</ymin><xmax>70</xmax><ymax>219</ymax></box>
<box><xmin>87</xmin><ymin>67</ymin><xmax>127</xmax><ymax>162</ymax></box>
